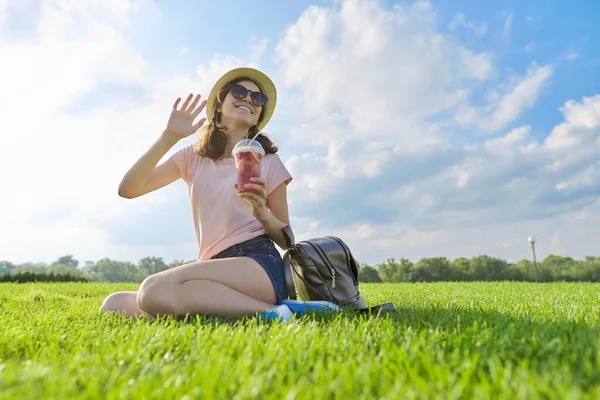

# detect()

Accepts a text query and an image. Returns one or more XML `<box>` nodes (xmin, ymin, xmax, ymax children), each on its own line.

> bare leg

<box><xmin>136</xmin><ymin>257</ymin><xmax>278</xmax><ymax>318</ymax></box>
<box><xmin>138</xmin><ymin>279</ymin><xmax>275</xmax><ymax>318</ymax></box>
<box><xmin>100</xmin><ymin>291</ymin><xmax>153</xmax><ymax>319</ymax></box>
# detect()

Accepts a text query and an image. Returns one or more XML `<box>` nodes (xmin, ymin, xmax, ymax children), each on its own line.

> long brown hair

<box><xmin>194</xmin><ymin>78</ymin><xmax>278</xmax><ymax>160</ymax></box>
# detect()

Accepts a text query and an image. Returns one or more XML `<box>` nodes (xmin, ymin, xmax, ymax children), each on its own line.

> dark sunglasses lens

<box><xmin>230</xmin><ymin>84</ymin><xmax>246</xmax><ymax>99</ymax></box>
<box><xmin>230</xmin><ymin>84</ymin><xmax>267</xmax><ymax>106</ymax></box>
<box><xmin>251</xmin><ymin>93</ymin><xmax>268</xmax><ymax>106</ymax></box>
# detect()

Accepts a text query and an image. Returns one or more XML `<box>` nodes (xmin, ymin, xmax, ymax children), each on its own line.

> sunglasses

<box><xmin>230</xmin><ymin>83</ymin><xmax>268</xmax><ymax>107</ymax></box>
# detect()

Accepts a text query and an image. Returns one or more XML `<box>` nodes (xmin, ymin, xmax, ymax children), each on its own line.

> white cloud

<box><xmin>249</xmin><ymin>37</ymin><xmax>268</xmax><ymax>60</ymax></box>
<box><xmin>501</xmin><ymin>12</ymin><xmax>512</xmax><ymax>40</ymax></box>
<box><xmin>545</xmin><ymin>95</ymin><xmax>600</xmax><ymax>150</ymax></box>
<box><xmin>328</xmin><ymin>202</ymin><xmax>600</xmax><ymax>264</ymax></box>
<box><xmin>565</xmin><ymin>51</ymin><xmax>579</xmax><ymax>62</ymax></box>
<box><xmin>0</xmin><ymin>0</ymin><xmax>273</xmax><ymax>263</ymax></box>
<box><xmin>288</xmin><ymin>197</ymin><xmax>600</xmax><ymax>264</ymax></box>
<box><xmin>272</xmin><ymin>0</ymin><xmax>600</xmax><ymax>264</ymax></box>
<box><xmin>1</xmin><ymin>0</ymin><xmax>598</xmax><ymax>267</ymax></box>
<box><xmin>486</xmin><ymin>64</ymin><xmax>552</xmax><ymax>132</ymax></box>
<box><xmin>456</xmin><ymin>63</ymin><xmax>553</xmax><ymax>133</ymax></box>
<box><xmin>275</xmin><ymin>0</ymin><xmax>492</xmax><ymax>141</ymax></box>
<box><xmin>0</xmin><ymin>1</ymin><xmax>152</xmax><ymax>263</ymax></box>
<box><xmin>449</xmin><ymin>12</ymin><xmax>487</xmax><ymax>36</ymax></box>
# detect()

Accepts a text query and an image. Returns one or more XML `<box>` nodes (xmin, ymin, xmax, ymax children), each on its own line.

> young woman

<box><xmin>100</xmin><ymin>67</ymin><xmax>339</xmax><ymax>322</ymax></box>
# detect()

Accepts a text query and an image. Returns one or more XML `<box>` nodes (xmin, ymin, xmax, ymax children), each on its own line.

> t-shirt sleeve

<box><xmin>168</xmin><ymin>145</ymin><xmax>195</xmax><ymax>183</ymax></box>
<box><xmin>266</xmin><ymin>154</ymin><xmax>293</xmax><ymax>195</ymax></box>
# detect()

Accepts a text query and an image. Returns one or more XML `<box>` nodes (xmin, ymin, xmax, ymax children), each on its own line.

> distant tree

<box><xmin>377</xmin><ymin>258</ymin><xmax>412</xmax><ymax>282</ymax></box>
<box><xmin>506</xmin><ymin>260</ymin><xmax>534</xmax><ymax>281</ymax></box>
<box><xmin>358</xmin><ymin>263</ymin><xmax>382</xmax><ymax>283</ymax></box>
<box><xmin>55</xmin><ymin>255</ymin><xmax>79</xmax><ymax>268</ymax></box>
<box><xmin>560</xmin><ymin>256</ymin><xmax>600</xmax><ymax>282</ymax></box>
<box><xmin>412</xmin><ymin>257</ymin><xmax>452</xmax><ymax>282</ymax></box>
<box><xmin>168</xmin><ymin>259</ymin><xmax>197</xmax><ymax>269</ymax></box>
<box><xmin>583</xmin><ymin>257</ymin><xmax>600</xmax><ymax>282</ymax></box>
<box><xmin>449</xmin><ymin>258</ymin><xmax>470</xmax><ymax>281</ymax></box>
<box><xmin>541</xmin><ymin>255</ymin><xmax>577</xmax><ymax>281</ymax></box>
<box><xmin>93</xmin><ymin>258</ymin><xmax>139</xmax><ymax>282</ymax></box>
<box><xmin>2</xmin><ymin>252</ymin><xmax>600</xmax><ymax>284</ymax></box>
<box><xmin>469</xmin><ymin>256</ymin><xmax>509</xmax><ymax>281</ymax></box>
<box><xmin>0</xmin><ymin>261</ymin><xmax>15</xmax><ymax>275</ymax></box>
<box><xmin>138</xmin><ymin>257</ymin><xmax>168</xmax><ymax>276</ymax></box>
<box><xmin>49</xmin><ymin>263</ymin><xmax>82</xmax><ymax>276</ymax></box>
<box><xmin>0</xmin><ymin>272</ymin><xmax>87</xmax><ymax>283</ymax></box>
<box><xmin>12</xmin><ymin>262</ymin><xmax>49</xmax><ymax>274</ymax></box>
<box><xmin>397</xmin><ymin>258</ymin><xmax>414</xmax><ymax>282</ymax></box>
<box><xmin>80</xmin><ymin>261</ymin><xmax>101</xmax><ymax>281</ymax></box>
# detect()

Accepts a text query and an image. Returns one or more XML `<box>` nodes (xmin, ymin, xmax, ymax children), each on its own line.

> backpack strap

<box><xmin>282</xmin><ymin>225</ymin><xmax>297</xmax><ymax>300</ymax></box>
<box><xmin>282</xmin><ymin>225</ymin><xmax>295</xmax><ymax>249</ymax></box>
<box><xmin>282</xmin><ymin>252</ymin><xmax>297</xmax><ymax>300</ymax></box>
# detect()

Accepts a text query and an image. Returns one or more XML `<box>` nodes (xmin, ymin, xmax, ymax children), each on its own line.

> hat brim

<box><xmin>206</xmin><ymin>67</ymin><xmax>277</xmax><ymax>132</ymax></box>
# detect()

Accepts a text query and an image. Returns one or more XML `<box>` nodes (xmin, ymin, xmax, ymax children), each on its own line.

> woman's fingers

<box><xmin>186</xmin><ymin>94</ymin><xmax>201</xmax><ymax>113</ymax></box>
<box><xmin>249</xmin><ymin>177</ymin><xmax>266</xmax><ymax>186</ymax></box>
<box><xmin>239</xmin><ymin>191</ymin><xmax>265</xmax><ymax>206</ymax></box>
<box><xmin>242</xmin><ymin>183</ymin><xmax>266</xmax><ymax>198</ymax></box>
<box><xmin>191</xmin><ymin>117</ymin><xmax>206</xmax><ymax>133</ymax></box>
<box><xmin>173</xmin><ymin>94</ymin><xmax>205</xmax><ymax>118</ymax></box>
<box><xmin>181</xmin><ymin>93</ymin><xmax>193</xmax><ymax>112</ymax></box>
<box><xmin>192</xmin><ymin>99</ymin><xmax>208</xmax><ymax>117</ymax></box>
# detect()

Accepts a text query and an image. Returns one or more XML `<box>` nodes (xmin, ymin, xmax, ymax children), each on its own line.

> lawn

<box><xmin>1</xmin><ymin>282</ymin><xmax>599</xmax><ymax>399</ymax></box>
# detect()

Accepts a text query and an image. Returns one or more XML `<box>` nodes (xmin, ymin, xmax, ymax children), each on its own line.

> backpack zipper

<box><xmin>328</xmin><ymin>236</ymin><xmax>359</xmax><ymax>286</ymax></box>
<box><xmin>306</xmin><ymin>241</ymin><xmax>338</xmax><ymax>289</ymax></box>
<box><xmin>331</xmin><ymin>268</ymin><xmax>337</xmax><ymax>288</ymax></box>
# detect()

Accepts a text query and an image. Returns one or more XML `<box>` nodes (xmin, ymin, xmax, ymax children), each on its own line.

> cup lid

<box><xmin>232</xmin><ymin>139</ymin><xmax>265</xmax><ymax>155</ymax></box>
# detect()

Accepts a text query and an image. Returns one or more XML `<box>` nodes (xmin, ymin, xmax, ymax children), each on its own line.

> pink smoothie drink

<box><xmin>233</xmin><ymin>139</ymin><xmax>265</xmax><ymax>195</ymax></box>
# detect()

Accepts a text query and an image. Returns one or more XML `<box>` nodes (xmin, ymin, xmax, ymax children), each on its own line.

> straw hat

<box><xmin>206</xmin><ymin>67</ymin><xmax>277</xmax><ymax>132</ymax></box>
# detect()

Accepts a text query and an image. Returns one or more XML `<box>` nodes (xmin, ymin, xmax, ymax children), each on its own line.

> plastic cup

<box><xmin>232</xmin><ymin>139</ymin><xmax>265</xmax><ymax>195</ymax></box>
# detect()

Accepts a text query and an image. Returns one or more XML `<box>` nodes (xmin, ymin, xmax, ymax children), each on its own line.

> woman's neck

<box><xmin>221</xmin><ymin>120</ymin><xmax>250</xmax><ymax>158</ymax></box>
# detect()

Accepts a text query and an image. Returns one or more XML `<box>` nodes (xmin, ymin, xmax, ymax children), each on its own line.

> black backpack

<box><xmin>281</xmin><ymin>226</ymin><xmax>394</xmax><ymax>313</ymax></box>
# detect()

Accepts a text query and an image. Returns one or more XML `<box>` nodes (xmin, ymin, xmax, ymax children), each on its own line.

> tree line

<box><xmin>1</xmin><ymin>254</ymin><xmax>599</xmax><ymax>284</ymax></box>
<box><xmin>0</xmin><ymin>271</ymin><xmax>87</xmax><ymax>283</ymax></box>
<box><xmin>358</xmin><ymin>255</ymin><xmax>600</xmax><ymax>283</ymax></box>
<box><xmin>0</xmin><ymin>255</ymin><xmax>195</xmax><ymax>283</ymax></box>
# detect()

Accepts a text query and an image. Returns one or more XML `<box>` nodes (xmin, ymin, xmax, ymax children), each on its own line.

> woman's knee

<box><xmin>137</xmin><ymin>274</ymin><xmax>173</xmax><ymax>315</ymax></box>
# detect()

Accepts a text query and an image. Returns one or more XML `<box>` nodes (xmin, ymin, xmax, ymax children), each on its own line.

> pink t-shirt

<box><xmin>169</xmin><ymin>145</ymin><xmax>293</xmax><ymax>261</ymax></box>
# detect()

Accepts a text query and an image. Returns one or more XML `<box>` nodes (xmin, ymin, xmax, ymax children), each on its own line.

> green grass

<box><xmin>1</xmin><ymin>282</ymin><xmax>599</xmax><ymax>399</ymax></box>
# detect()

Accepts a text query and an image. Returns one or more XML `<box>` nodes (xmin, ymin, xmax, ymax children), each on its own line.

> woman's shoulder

<box><xmin>263</xmin><ymin>152</ymin><xmax>286</xmax><ymax>168</ymax></box>
<box><xmin>264</xmin><ymin>152</ymin><xmax>283</xmax><ymax>162</ymax></box>
<box><xmin>176</xmin><ymin>144</ymin><xmax>207</xmax><ymax>160</ymax></box>
<box><xmin>173</xmin><ymin>144</ymin><xmax>196</xmax><ymax>156</ymax></box>
<box><xmin>171</xmin><ymin>144</ymin><xmax>212</xmax><ymax>171</ymax></box>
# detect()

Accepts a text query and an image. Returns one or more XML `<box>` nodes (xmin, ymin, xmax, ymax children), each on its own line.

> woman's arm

<box><xmin>118</xmin><ymin>132</ymin><xmax>181</xmax><ymax>198</ymax></box>
<box><xmin>258</xmin><ymin>183</ymin><xmax>290</xmax><ymax>250</ymax></box>
<box><xmin>118</xmin><ymin>93</ymin><xmax>207</xmax><ymax>198</ymax></box>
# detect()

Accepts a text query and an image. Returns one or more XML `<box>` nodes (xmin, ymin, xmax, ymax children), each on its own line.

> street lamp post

<box><xmin>528</xmin><ymin>236</ymin><xmax>539</xmax><ymax>282</ymax></box>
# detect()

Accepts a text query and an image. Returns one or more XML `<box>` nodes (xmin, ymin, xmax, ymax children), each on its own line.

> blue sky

<box><xmin>0</xmin><ymin>0</ymin><xmax>599</xmax><ymax>265</ymax></box>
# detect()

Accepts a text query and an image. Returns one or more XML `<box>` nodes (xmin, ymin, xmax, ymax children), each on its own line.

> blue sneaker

<box><xmin>280</xmin><ymin>300</ymin><xmax>342</xmax><ymax>316</ymax></box>
<box><xmin>256</xmin><ymin>304</ymin><xmax>294</xmax><ymax>323</ymax></box>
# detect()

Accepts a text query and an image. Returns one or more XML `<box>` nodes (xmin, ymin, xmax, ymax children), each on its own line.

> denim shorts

<box><xmin>211</xmin><ymin>234</ymin><xmax>287</xmax><ymax>303</ymax></box>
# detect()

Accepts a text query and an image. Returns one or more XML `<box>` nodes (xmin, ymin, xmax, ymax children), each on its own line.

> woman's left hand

<box><xmin>236</xmin><ymin>177</ymin><xmax>269</xmax><ymax>221</ymax></box>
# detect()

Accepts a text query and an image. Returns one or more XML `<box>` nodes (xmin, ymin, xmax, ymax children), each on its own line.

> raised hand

<box><xmin>164</xmin><ymin>94</ymin><xmax>207</xmax><ymax>140</ymax></box>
